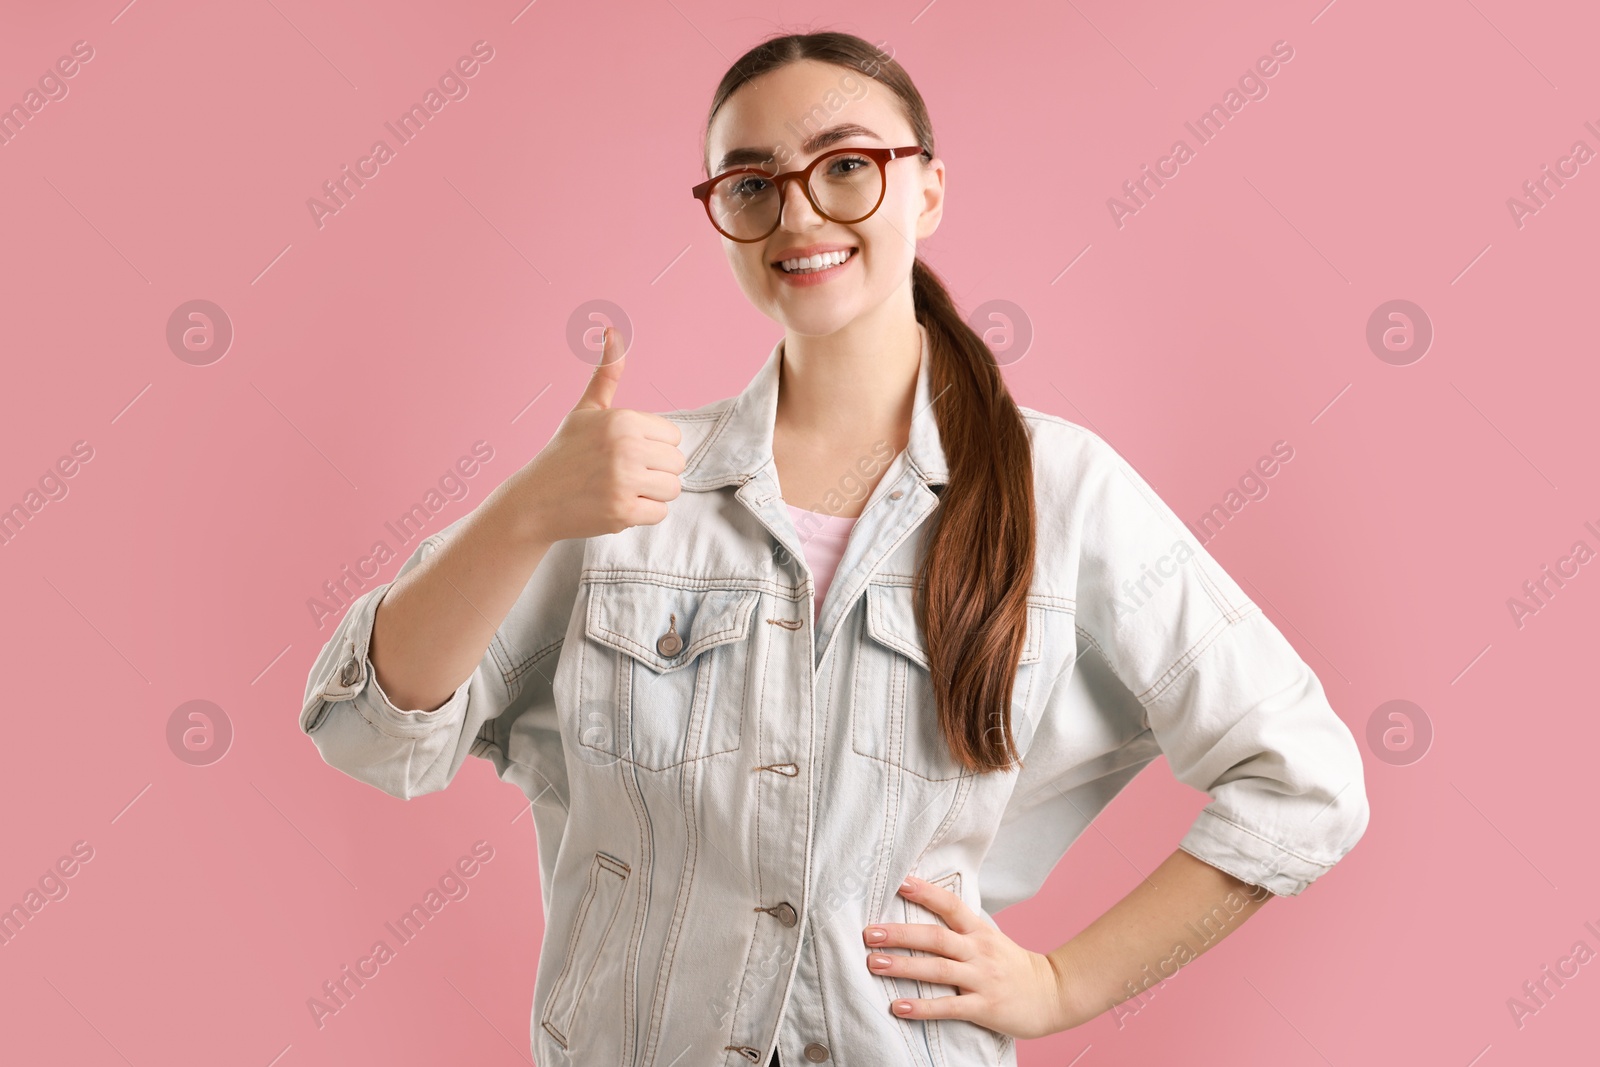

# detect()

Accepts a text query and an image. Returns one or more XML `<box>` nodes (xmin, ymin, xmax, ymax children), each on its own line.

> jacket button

<box><xmin>656</xmin><ymin>613</ymin><xmax>684</xmax><ymax>657</ymax></box>
<box><xmin>772</xmin><ymin>901</ymin><xmax>797</xmax><ymax>927</ymax></box>
<box><xmin>338</xmin><ymin>657</ymin><xmax>361</xmax><ymax>687</ymax></box>
<box><xmin>888</xmin><ymin>489</ymin><xmax>903</xmax><ymax>500</ymax></box>
<box><xmin>803</xmin><ymin>1042</ymin><xmax>830</xmax><ymax>1062</ymax></box>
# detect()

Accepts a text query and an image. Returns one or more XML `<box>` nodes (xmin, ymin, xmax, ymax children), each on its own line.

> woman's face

<box><xmin>703</xmin><ymin>59</ymin><xmax>945</xmax><ymax>337</ymax></box>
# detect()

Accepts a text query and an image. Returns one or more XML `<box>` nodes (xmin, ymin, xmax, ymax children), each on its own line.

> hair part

<box><xmin>704</xmin><ymin>30</ymin><xmax>1038</xmax><ymax>774</ymax></box>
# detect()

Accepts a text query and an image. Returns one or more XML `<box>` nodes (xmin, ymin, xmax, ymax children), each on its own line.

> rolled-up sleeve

<box><xmin>300</xmin><ymin>515</ymin><xmax>578</xmax><ymax>802</ymax></box>
<box><xmin>1071</xmin><ymin>435</ymin><xmax>1369</xmax><ymax>896</ymax></box>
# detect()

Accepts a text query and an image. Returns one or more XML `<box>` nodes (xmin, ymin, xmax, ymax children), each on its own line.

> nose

<box><xmin>775</xmin><ymin>175</ymin><xmax>824</xmax><ymax>231</ymax></box>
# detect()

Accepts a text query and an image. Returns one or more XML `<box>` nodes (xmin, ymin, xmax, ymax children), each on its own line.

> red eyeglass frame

<box><xmin>691</xmin><ymin>144</ymin><xmax>930</xmax><ymax>242</ymax></box>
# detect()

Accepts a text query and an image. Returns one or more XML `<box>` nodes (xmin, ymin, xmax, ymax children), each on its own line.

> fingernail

<box><xmin>869</xmin><ymin>954</ymin><xmax>891</xmax><ymax>969</ymax></box>
<box><xmin>865</xmin><ymin>927</ymin><xmax>886</xmax><ymax>942</ymax></box>
<box><xmin>900</xmin><ymin>876</ymin><xmax>916</xmax><ymax>892</ymax></box>
<box><xmin>893</xmin><ymin>1001</ymin><xmax>912</xmax><ymax>1014</ymax></box>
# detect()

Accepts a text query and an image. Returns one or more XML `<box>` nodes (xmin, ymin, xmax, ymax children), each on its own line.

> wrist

<box><xmin>484</xmin><ymin>477</ymin><xmax>557</xmax><ymax>555</ymax></box>
<box><xmin>1044</xmin><ymin>941</ymin><xmax>1099</xmax><ymax>1032</ymax></box>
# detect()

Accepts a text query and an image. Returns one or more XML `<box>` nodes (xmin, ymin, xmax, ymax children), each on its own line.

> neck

<box><xmin>774</xmin><ymin>300</ymin><xmax>922</xmax><ymax>448</ymax></box>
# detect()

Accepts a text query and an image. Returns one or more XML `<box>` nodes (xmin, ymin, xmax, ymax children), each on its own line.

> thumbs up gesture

<box><xmin>508</xmin><ymin>327</ymin><xmax>685</xmax><ymax>544</ymax></box>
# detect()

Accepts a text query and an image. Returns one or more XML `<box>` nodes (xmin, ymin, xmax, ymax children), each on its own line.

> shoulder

<box><xmin>1015</xmin><ymin>404</ymin><xmax>1131</xmax><ymax>489</ymax></box>
<box><xmin>1013</xmin><ymin>403</ymin><xmax>1195</xmax><ymax>573</ymax></box>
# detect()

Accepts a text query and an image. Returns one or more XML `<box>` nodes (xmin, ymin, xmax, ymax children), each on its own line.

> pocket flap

<box><xmin>585</xmin><ymin>580</ymin><xmax>760</xmax><ymax>674</ymax></box>
<box><xmin>866</xmin><ymin>581</ymin><xmax>1043</xmax><ymax>670</ymax></box>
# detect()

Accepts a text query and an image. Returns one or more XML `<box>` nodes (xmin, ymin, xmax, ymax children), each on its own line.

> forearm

<box><xmin>368</xmin><ymin>477</ymin><xmax>554</xmax><ymax>711</ymax></box>
<box><xmin>1046</xmin><ymin>847</ymin><xmax>1271</xmax><ymax>1029</ymax></box>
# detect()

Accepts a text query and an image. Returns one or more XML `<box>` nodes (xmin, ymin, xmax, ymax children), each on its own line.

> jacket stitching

<box><xmin>618</xmin><ymin>720</ymin><xmax>649</xmax><ymax>1065</ymax></box>
<box><xmin>591</xmin><ymin>611</ymin><xmax>750</xmax><ymax>668</ymax></box>
<box><xmin>540</xmin><ymin>855</ymin><xmax>602</xmax><ymax>1047</ymax></box>
<box><xmin>642</xmin><ymin>729</ymin><xmax>703</xmax><ymax>1063</ymax></box>
<box><xmin>919</xmin><ymin>870</ymin><xmax>963</xmax><ymax>1066</ymax></box>
<box><xmin>727</xmin><ymin>588</ymin><xmax>778</xmax><ymax>1049</ymax></box>
<box><xmin>1138</xmin><ymin>605</ymin><xmax>1261</xmax><ymax>705</ymax></box>
<box><xmin>584</xmin><ymin>569</ymin><xmax>801</xmax><ymax>598</ymax></box>
<box><xmin>1196</xmin><ymin>807</ymin><xmax>1340</xmax><ymax>868</ymax></box>
<box><xmin>504</xmin><ymin>636</ymin><xmax>563</xmax><ymax>699</ymax></box>
<box><xmin>566</xmin><ymin>856</ymin><xmax>629</xmax><ymax>1050</ymax></box>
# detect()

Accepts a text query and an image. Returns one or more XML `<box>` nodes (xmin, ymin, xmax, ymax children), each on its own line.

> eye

<box><xmin>827</xmin><ymin>153</ymin><xmax>872</xmax><ymax>176</ymax></box>
<box><xmin>727</xmin><ymin>175</ymin><xmax>771</xmax><ymax>198</ymax></box>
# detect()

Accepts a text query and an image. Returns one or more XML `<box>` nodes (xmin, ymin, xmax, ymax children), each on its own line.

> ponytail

<box><xmin>912</xmin><ymin>258</ymin><xmax>1036</xmax><ymax>772</ymax></box>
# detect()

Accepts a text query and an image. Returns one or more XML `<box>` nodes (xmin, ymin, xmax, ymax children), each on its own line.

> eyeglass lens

<box><xmin>708</xmin><ymin>151</ymin><xmax>883</xmax><ymax>240</ymax></box>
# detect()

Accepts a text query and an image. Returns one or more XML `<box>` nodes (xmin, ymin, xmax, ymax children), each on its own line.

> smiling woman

<box><xmin>302</xmin><ymin>26</ymin><xmax>1369</xmax><ymax>1067</ymax></box>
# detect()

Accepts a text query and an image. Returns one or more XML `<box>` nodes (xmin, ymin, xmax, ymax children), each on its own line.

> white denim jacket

<box><xmin>300</xmin><ymin>322</ymin><xmax>1369</xmax><ymax>1067</ymax></box>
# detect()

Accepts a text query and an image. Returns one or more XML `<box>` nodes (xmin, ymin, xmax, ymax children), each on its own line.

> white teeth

<box><xmin>780</xmin><ymin>249</ymin><xmax>854</xmax><ymax>273</ymax></box>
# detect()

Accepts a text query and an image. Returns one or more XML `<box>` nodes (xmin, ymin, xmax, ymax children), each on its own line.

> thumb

<box><xmin>573</xmin><ymin>326</ymin><xmax>625</xmax><ymax>411</ymax></box>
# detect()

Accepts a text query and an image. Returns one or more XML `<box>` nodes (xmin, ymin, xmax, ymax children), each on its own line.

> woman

<box><xmin>300</xmin><ymin>31</ymin><xmax>1369</xmax><ymax>1067</ymax></box>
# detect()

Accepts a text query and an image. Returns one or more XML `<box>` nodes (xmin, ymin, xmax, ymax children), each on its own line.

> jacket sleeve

<box><xmin>1066</xmin><ymin>433</ymin><xmax>1370</xmax><ymax>896</ymax></box>
<box><xmin>299</xmin><ymin>514</ymin><xmax>583</xmax><ymax>802</ymax></box>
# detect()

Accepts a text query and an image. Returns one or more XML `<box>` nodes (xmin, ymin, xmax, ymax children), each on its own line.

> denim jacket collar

<box><xmin>680</xmin><ymin>319</ymin><xmax>950</xmax><ymax>492</ymax></box>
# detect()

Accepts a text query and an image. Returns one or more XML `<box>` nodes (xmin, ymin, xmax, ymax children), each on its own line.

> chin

<box><xmin>770</xmin><ymin>302</ymin><xmax>864</xmax><ymax>337</ymax></box>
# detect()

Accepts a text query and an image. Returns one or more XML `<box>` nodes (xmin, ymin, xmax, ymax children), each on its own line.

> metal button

<box><xmin>803</xmin><ymin>1042</ymin><xmax>830</xmax><ymax>1062</ymax></box>
<box><xmin>888</xmin><ymin>489</ymin><xmax>903</xmax><ymax>500</ymax></box>
<box><xmin>338</xmin><ymin>657</ymin><xmax>361</xmax><ymax>687</ymax></box>
<box><xmin>771</xmin><ymin>901</ymin><xmax>797</xmax><ymax>927</ymax></box>
<box><xmin>656</xmin><ymin>613</ymin><xmax>683</xmax><ymax>657</ymax></box>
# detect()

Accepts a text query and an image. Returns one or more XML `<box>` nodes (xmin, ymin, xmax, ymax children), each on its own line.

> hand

<box><xmin>501</xmin><ymin>326</ymin><xmax>685</xmax><ymax>544</ymax></box>
<box><xmin>861</xmin><ymin>874</ymin><xmax>1074</xmax><ymax>1041</ymax></box>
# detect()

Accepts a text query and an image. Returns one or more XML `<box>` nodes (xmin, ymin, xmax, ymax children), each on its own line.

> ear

<box><xmin>915</xmin><ymin>154</ymin><xmax>946</xmax><ymax>241</ymax></box>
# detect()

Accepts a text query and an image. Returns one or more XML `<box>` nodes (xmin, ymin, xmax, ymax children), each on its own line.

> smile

<box><xmin>775</xmin><ymin>248</ymin><xmax>857</xmax><ymax>275</ymax></box>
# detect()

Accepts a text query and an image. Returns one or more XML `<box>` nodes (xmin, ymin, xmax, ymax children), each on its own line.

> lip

<box><xmin>769</xmin><ymin>242</ymin><xmax>858</xmax><ymax>267</ymax></box>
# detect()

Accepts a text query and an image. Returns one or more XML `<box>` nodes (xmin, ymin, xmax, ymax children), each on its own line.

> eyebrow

<box><xmin>714</xmin><ymin>123</ymin><xmax>884</xmax><ymax>173</ymax></box>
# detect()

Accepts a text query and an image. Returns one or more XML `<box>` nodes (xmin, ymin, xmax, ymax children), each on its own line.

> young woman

<box><xmin>300</xmin><ymin>31</ymin><xmax>1369</xmax><ymax>1067</ymax></box>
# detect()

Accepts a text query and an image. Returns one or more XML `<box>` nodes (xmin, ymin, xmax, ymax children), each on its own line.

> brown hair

<box><xmin>702</xmin><ymin>30</ymin><xmax>1036</xmax><ymax>774</ymax></box>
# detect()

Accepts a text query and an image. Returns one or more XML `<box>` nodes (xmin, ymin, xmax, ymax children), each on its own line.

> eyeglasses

<box><xmin>691</xmin><ymin>144</ymin><xmax>930</xmax><ymax>242</ymax></box>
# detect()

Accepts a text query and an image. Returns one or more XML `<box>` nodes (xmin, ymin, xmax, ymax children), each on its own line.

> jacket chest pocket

<box><xmin>577</xmin><ymin>578</ymin><xmax>762</xmax><ymax>771</ymax></box>
<box><xmin>851</xmin><ymin>579</ymin><xmax>1045</xmax><ymax>781</ymax></box>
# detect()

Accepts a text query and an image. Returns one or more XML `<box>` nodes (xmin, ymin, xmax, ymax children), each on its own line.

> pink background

<box><xmin>2</xmin><ymin>0</ymin><xmax>1596</xmax><ymax>1064</ymax></box>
